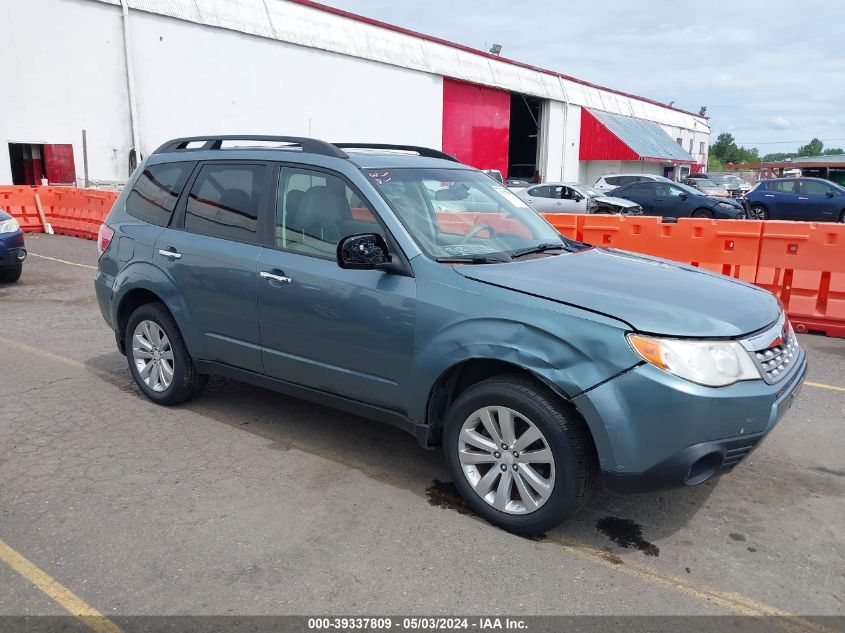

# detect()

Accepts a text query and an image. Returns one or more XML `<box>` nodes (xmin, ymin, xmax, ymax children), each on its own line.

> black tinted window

<box><xmin>604</xmin><ymin>176</ymin><xmax>621</xmax><ymax>185</ymax></box>
<box><xmin>771</xmin><ymin>180</ymin><xmax>798</xmax><ymax>194</ymax></box>
<box><xmin>185</xmin><ymin>164</ymin><xmax>267</xmax><ymax>242</ymax></box>
<box><xmin>629</xmin><ymin>182</ymin><xmax>653</xmax><ymax>194</ymax></box>
<box><xmin>528</xmin><ymin>186</ymin><xmax>552</xmax><ymax>198</ymax></box>
<box><xmin>126</xmin><ymin>162</ymin><xmax>193</xmax><ymax>226</ymax></box>
<box><xmin>799</xmin><ymin>180</ymin><xmax>834</xmax><ymax>196</ymax></box>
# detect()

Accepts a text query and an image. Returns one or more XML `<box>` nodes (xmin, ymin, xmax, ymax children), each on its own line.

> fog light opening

<box><xmin>17</xmin><ymin>249</ymin><xmax>27</xmax><ymax>261</ymax></box>
<box><xmin>686</xmin><ymin>452</ymin><xmax>724</xmax><ymax>486</ymax></box>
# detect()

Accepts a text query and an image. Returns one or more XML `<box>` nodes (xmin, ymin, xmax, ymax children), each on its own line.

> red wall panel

<box><xmin>44</xmin><ymin>144</ymin><xmax>77</xmax><ymax>185</ymax></box>
<box><xmin>579</xmin><ymin>108</ymin><xmax>639</xmax><ymax>161</ymax></box>
<box><xmin>442</xmin><ymin>78</ymin><xmax>510</xmax><ymax>176</ymax></box>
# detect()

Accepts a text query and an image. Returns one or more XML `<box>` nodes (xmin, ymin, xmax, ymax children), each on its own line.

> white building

<box><xmin>0</xmin><ymin>0</ymin><xmax>710</xmax><ymax>187</ymax></box>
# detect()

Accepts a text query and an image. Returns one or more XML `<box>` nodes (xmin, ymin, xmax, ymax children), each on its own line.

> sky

<box><xmin>319</xmin><ymin>0</ymin><xmax>845</xmax><ymax>155</ymax></box>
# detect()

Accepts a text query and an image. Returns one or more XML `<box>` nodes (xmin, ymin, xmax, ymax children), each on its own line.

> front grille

<box><xmin>718</xmin><ymin>436</ymin><xmax>762</xmax><ymax>473</ymax></box>
<box><xmin>751</xmin><ymin>328</ymin><xmax>798</xmax><ymax>384</ymax></box>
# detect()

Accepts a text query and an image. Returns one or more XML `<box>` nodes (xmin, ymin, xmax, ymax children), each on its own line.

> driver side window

<box><xmin>668</xmin><ymin>185</ymin><xmax>687</xmax><ymax>197</ymax></box>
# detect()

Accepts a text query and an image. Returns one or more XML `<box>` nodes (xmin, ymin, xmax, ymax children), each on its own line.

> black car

<box><xmin>610</xmin><ymin>180</ymin><xmax>746</xmax><ymax>219</ymax></box>
<box><xmin>745</xmin><ymin>177</ymin><xmax>845</xmax><ymax>222</ymax></box>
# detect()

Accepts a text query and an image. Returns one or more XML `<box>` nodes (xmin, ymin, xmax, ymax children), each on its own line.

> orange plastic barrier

<box><xmin>0</xmin><ymin>189</ymin><xmax>45</xmax><ymax>232</ymax></box>
<box><xmin>542</xmin><ymin>214</ymin><xmax>579</xmax><ymax>240</ymax></box>
<box><xmin>755</xmin><ymin>222</ymin><xmax>845</xmax><ymax>337</ymax></box>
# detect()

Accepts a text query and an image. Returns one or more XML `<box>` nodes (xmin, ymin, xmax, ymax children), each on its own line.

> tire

<box><xmin>125</xmin><ymin>302</ymin><xmax>207</xmax><ymax>405</ymax></box>
<box><xmin>0</xmin><ymin>264</ymin><xmax>22</xmax><ymax>283</ymax></box>
<box><xmin>839</xmin><ymin>210</ymin><xmax>844</xmax><ymax>223</ymax></box>
<box><xmin>691</xmin><ymin>209</ymin><xmax>713</xmax><ymax>219</ymax></box>
<box><xmin>443</xmin><ymin>375</ymin><xmax>597</xmax><ymax>534</ymax></box>
<box><xmin>749</xmin><ymin>205</ymin><xmax>769</xmax><ymax>221</ymax></box>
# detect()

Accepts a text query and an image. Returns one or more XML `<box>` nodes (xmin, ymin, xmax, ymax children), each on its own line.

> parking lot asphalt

<box><xmin>1</xmin><ymin>234</ymin><xmax>843</xmax><ymax>625</ymax></box>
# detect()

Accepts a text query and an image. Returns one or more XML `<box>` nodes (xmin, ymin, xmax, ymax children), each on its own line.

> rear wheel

<box><xmin>0</xmin><ymin>264</ymin><xmax>22</xmax><ymax>283</ymax></box>
<box><xmin>839</xmin><ymin>210</ymin><xmax>844</xmax><ymax>223</ymax></box>
<box><xmin>125</xmin><ymin>302</ymin><xmax>207</xmax><ymax>405</ymax></box>
<box><xmin>443</xmin><ymin>376</ymin><xmax>596</xmax><ymax>534</ymax></box>
<box><xmin>691</xmin><ymin>209</ymin><xmax>713</xmax><ymax>219</ymax></box>
<box><xmin>749</xmin><ymin>205</ymin><xmax>769</xmax><ymax>220</ymax></box>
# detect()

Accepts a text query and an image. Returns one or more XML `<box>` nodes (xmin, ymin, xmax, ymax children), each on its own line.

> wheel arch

<box><xmin>423</xmin><ymin>358</ymin><xmax>599</xmax><ymax>469</ymax></box>
<box><xmin>112</xmin><ymin>263</ymin><xmax>199</xmax><ymax>358</ymax></box>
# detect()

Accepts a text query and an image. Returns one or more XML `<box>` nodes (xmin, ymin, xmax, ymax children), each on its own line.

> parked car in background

<box><xmin>682</xmin><ymin>177</ymin><xmax>731</xmax><ymax>198</ymax></box>
<box><xmin>0</xmin><ymin>209</ymin><xmax>26</xmax><ymax>283</ymax></box>
<box><xmin>506</xmin><ymin>163</ymin><xmax>537</xmax><ymax>187</ymax></box>
<box><xmin>95</xmin><ymin>135</ymin><xmax>804</xmax><ymax>534</ymax></box>
<box><xmin>610</xmin><ymin>180</ymin><xmax>746</xmax><ymax>219</ymax></box>
<box><xmin>482</xmin><ymin>169</ymin><xmax>503</xmax><ymax>184</ymax></box>
<box><xmin>515</xmin><ymin>182</ymin><xmax>643</xmax><ymax>215</ymax></box>
<box><xmin>745</xmin><ymin>177</ymin><xmax>845</xmax><ymax>222</ymax></box>
<box><xmin>593</xmin><ymin>173</ymin><xmax>672</xmax><ymax>193</ymax></box>
<box><xmin>707</xmin><ymin>173</ymin><xmax>752</xmax><ymax>195</ymax></box>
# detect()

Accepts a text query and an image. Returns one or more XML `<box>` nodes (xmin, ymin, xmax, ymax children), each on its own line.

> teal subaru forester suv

<box><xmin>95</xmin><ymin>136</ymin><xmax>806</xmax><ymax>533</ymax></box>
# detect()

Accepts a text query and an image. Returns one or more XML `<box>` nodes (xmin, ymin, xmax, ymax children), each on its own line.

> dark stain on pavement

<box><xmin>596</xmin><ymin>516</ymin><xmax>659</xmax><ymax>557</ymax></box>
<box><xmin>729</xmin><ymin>532</ymin><xmax>747</xmax><ymax>542</ymax></box>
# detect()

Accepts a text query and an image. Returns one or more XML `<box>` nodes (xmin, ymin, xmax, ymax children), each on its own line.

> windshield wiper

<box><xmin>510</xmin><ymin>242</ymin><xmax>567</xmax><ymax>259</ymax></box>
<box><xmin>435</xmin><ymin>255</ymin><xmax>507</xmax><ymax>264</ymax></box>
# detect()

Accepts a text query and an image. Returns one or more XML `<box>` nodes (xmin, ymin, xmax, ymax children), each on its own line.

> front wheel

<box><xmin>125</xmin><ymin>302</ymin><xmax>207</xmax><ymax>405</ymax></box>
<box><xmin>691</xmin><ymin>209</ymin><xmax>714</xmax><ymax>219</ymax></box>
<box><xmin>839</xmin><ymin>210</ymin><xmax>844</xmax><ymax>223</ymax></box>
<box><xmin>443</xmin><ymin>376</ymin><xmax>596</xmax><ymax>534</ymax></box>
<box><xmin>0</xmin><ymin>264</ymin><xmax>22</xmax><ymax>283</ymax></box>
<box><xmin>749</xmin><ymin>205</ymin><xmax>769</xmax><ymax>221</ymax></box>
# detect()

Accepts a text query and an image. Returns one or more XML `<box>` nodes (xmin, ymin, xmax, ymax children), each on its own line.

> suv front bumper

<box><xmin>572</xmin><ymin>345</ymin><xmax>807</xmax><ymax>493</ymax></box>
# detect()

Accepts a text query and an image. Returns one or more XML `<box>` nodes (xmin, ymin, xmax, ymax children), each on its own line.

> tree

<box><xmin>823</xmin><ymin>147</ymin><xmax>844</xmax><ymax>156</ymax></box>
<box><xmin>710</xmin><ymin>133</ymin><xmax>738</xmax><ymax>163</ymax></box>
<box><xmin>796</xmin><ymin>138</ymin><xmax>824</xmax><ymax>157</ymax></box>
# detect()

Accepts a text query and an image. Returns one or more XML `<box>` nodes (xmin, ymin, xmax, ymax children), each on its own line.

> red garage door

<box><xmin>44</xmin><ymin>144</ymin><xmax>77</xmax><ymax>185</ymax></box>
<box><xmin>442</xmin><ymin>78</ymin><xmax>510</xmax><ymax>177</ymax></box>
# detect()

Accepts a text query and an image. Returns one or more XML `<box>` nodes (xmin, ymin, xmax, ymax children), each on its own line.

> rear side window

<box><xmin>604</xmin><ymin>176</ymin><xmax>621</xmax><ymax>186</ymax></box>
<box><xmin>628</xmin><ymin>182</ymin><xmax>653</xmax><ymax>194</ymax></box>
<box><xmin>184</xmin><ymin>163</ymin><xmax>268</xmax><ymax>243</ymax></box>
<box><xmin>771</xmin><ymin>180</ymin><xmax>798</xmax><ymax>194</ymax></box>
<box><xmin>126</xmin><ymin>162</ymin><xmax>194</xmax><ymax>226</ymax></box>
<box><xmin>528</xmin><ymin>186</ymin><xmax>552</xmax><ymax>198</ymax></box>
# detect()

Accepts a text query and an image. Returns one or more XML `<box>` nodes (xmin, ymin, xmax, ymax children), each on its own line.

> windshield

<box><xmin>674</xmin><ymin>181</ymin><xmax>705</xmax><ymax>196</ymax></box>
<box><xmin>364</xmin><ymin>167</ymin><xmax>569</xmax><ymax>261</ymax></box>
<box><xmin>696</xmin><ymin>180</ymin><xmax>722</xmax><ymax>189</ymax></box>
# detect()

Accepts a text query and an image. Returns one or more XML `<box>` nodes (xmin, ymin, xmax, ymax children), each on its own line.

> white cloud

<box><xmin>767</xmin><ymin>117</ymin><xmax>791</xmax><ymax>130</ymax></box>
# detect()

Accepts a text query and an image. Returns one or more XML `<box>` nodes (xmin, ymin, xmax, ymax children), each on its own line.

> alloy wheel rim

<box><xmin>458</xmin><ymin>406</ymin><xmax>555</xmax><ymax>515</ymax></box>
<box><xmin>132</xmin><ymin>320</ymin><xmax>175</xmax><ymax>393</ymax></box>
<box><xmin>749</xmin><ymin>207</ymin><xmax>766</xmax><ymax>220</ymax></box>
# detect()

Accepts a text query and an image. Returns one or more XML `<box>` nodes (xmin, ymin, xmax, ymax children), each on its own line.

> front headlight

<box><xmin>717</xmin><ymin>201</ymin><xmax>735</xmax><ymax>208</ymax></box>
<box><xmin>627</xmin><ymin>334</ymin><xmax>761</xmax><ymax>387</ymax></box>
<box><xmin>0</xmin><ymin>218</ymin><xmax>20</xmax><ymax>234</ymax></box>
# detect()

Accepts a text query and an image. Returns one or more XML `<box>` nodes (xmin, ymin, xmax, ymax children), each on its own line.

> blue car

<box><xmin>610</xmin><ymin>180</ymin><xmax>746</xmax><ymax>219</ymax></box>
<box><xmin>95</xmin><ymin>136</ymin><xmax>806</xmax><ymax>533</ymax></box>
<box><xmin>746</xmin><ymin>177</ymin><xmax>845</xmax><ymax>222</ymax></box>
<box><xmin>0</xmin><ymin>209</ymin><xmax>26</xmax><ymax>283</ymax></box>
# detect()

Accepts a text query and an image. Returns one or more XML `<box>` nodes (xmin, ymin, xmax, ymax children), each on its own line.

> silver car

<box><xmin>515</xmin><ymin>182</ymin><xmax>643</xmax><ymax>214</ymax></box>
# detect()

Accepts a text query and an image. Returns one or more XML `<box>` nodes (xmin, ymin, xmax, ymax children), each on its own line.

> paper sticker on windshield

<box><xmin>492</xmin><ymin>184</ymin><xmax>530</xmax><ymax>208</ymax></box>
<box><xmin>367</xmin><ymin>171</ymin><xmax>392</xmax><ymax>185</ymax></box>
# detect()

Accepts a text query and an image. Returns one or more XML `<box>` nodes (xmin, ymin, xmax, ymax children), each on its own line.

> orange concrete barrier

<box><xmin>755</xmin><ymin>222</ymin><xmax>845</xmax><ymax>337</ymax></box>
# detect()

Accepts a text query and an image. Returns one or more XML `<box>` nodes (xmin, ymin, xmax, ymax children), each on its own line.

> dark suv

<box><xmin>95</xmin><ymin>136</ymin><xmax>806</xmax><ymax>533</ymax></box>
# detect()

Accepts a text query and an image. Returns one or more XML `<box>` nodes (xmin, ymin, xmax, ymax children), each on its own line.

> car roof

<box><xmin>344</xmin><ymin>151</ymin><xmax>471</xmax><ymax>170</ymax></box>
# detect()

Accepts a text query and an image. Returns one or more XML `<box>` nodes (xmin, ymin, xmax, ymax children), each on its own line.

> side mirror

<box><xmin>337</xmin><ymin>233</ymin><xmax>391</xmax><ymax>270</ymax></box>
<box><xmin>679</xmin><ymin>194</ymin><xmax>689</xmax><ymax>200</ymax></box>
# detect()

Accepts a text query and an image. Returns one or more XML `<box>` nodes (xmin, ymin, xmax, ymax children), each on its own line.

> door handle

<box><xmin>158</xmin><ymin>249</ymin><xmax>182</xmax><ymax>260</ymax></box>
<box><xmin>798</xmin><ymin>197</ymin><xmax>808</xmax><ymax>200</ymax></box>
<box><xmin>260</xmin><ymin>271</ymin><xmax>292</xmax><ymax>284</ymax></box>
<box><xmin>764</xmin><ymin>194</ymin><xmax>775</xmax><ymax>198</ymax></box>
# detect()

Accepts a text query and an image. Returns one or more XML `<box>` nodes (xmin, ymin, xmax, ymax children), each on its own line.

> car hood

<box><xmin>454</xmin><ymin>247</ymin><xmax>780</xmax><ymax>337</ymax></box>
<box><xmin>593</xmin><ymin>195</ymin><xmax>640</xmax><ymax>207</ymax></box>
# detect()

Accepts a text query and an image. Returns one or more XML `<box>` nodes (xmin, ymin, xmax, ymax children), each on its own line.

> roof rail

<box><xmin>333</xmin><ymin>143</ymin><xmax>460</xmax><ymax>163</ymax></box>
<box><xmin>152</xmin><ymin>135</ymin><xmax>349</xmax><ymax>159</ymax></box>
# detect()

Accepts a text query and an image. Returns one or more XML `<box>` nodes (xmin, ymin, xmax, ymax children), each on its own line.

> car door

<box><xmin>557</xmin><ymin>186</ymin><xmax>583</xmax><ymax>213</ymax></box>
<box><xmin>520</xmin><ymin>185</ymin><xmax>556</xmax><ymax>213</ymax></box>
<box><xmin>653</xmin><ymin>183</ymin><xmax>693</xmax><ymax>217</ymax></box>
<box><xmin>798</xmin><ymin>179</ymin><xmax>840</xmax><ymax>221</ymax></box>
<box><xmin>155</xmin><ymin>161</ymin><xmax>270</xmax><ymax>373</ymax></box>
<box><xmin>766</xmin><ymin>180</ymin><xmax>801</xmax><ymax>220</ymax></box>
<box><xmin>620</xmin><ymin>182</ymin><xmax>656</xmax><ymax>214</ymax></box>
<box><xmin>256</xmin><ymin>164</ymin><xmax>416</xmax><ymax>411</ymax></box>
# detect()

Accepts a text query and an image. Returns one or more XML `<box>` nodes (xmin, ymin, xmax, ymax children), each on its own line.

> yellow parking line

<box><xmin>805</xmin><ymin>381</ymin><xmax>845</xmax><ymax>393</ymax></box>
<box><xmin>0</xmin><ymin>336</ymin><xmax>840</xmax><ymax>633</ymax></box>
<box><xmin>27</xmin><ymin>252</ymin><xmax>97</xmax><ymax>270</ymax></box>
<box><xmin>0</xmin><ymin>539</ymin><xmax>124</xmax><ymax>633</ymax></box>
